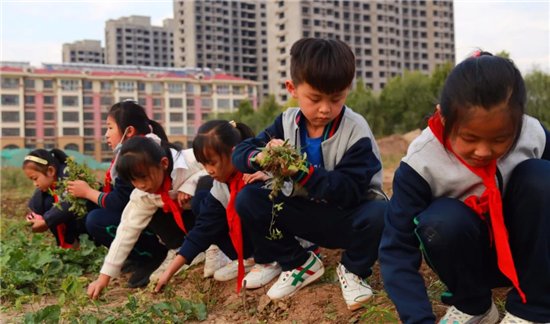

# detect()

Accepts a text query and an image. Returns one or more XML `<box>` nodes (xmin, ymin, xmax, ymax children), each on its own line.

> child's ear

<box><xmin>126</xmin><ymin>126</ymin><xmax>137</xmax><ymax>138</ymax></box>
<box><xmin>160</xmin><ymin>157</ymin><xmax>169</xmax><ymax>170</ymax></box>
<box><xmin>46</xmin><ymin>166</ymin><xmax>56</xmax><ymax>177</ymax></box>
<box><xmin>285</xmin><ymin>80</ymin><xmax>297</xmax><ymax>97</ymax></box>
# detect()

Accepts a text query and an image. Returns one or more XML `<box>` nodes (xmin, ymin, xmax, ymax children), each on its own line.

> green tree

<box><xmin>346</xmin><ymin>79</ymin><xmax>383</xmax><ymax>135</ymax></box>
<box><xmin>378</xmin><ymin>71</ymin><xmax>436</xmax><ymax>135</ymax></box>
<box><xmin>495</xmin><ymin>50</ymin><xmax>511</xmax><ymax>59</ymax></box>
<box><xmin>211</xmin><ymin>95</ymin><xmax>283</xmax><ymax>134</ymax></box>
<box><xmin>524</xmin><ymin>69</ymin><xmax>550</xmax><ymax>128</ymax></box>
<box><xmin>429</xmin><ymin>61</ymin><xmax>453</xmax><ymax>100</ymax></box>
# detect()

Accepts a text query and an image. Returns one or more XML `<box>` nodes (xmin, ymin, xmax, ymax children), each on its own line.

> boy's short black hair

<box><xmin>290</xmin><ymin>38</ymin><xmax>355</xmax><ymax>94</ymax></box>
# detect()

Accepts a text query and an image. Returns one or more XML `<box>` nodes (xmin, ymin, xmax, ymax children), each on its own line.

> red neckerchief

<box><xmin>49</xmin><ymin>183</ymin><xmax>72</xmax><ymax>249</ymax></box>
<box><xmin>226</xmin><ymin>171</ymin><xmax>246</xmax><ymax>293</ymax></box>
<box><xmin>103</xmin><ymin>159</ymin><xmax>115</xmax><ymax>193</ymax></box>
<box><xmin>155</xmin><ymin>175</ymin><xmax>187</xmax><ymax>234</ymax></box>
<box><xmin>428</xmin><ymin>111</ymin><xmax>526</xmax><ymax>303</ymax></box>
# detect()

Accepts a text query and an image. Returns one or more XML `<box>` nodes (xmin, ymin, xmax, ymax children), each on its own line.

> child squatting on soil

<box><xmin>66</xmin><ymin>100</ymin><xmax>173</xmax><ymax>288</ymax></box>
<box><xmin>379</xmin><ymin>52</ymin><xmax>550</xmax><ymax>324</ymax></box>
<box><xmin>232</xmin><ymin>37</ymin><xmax>388</xmax><ymax>311</ymax></box>
<box><xmin>155</xmin><ymin>120</ymin><xmax>277</xmax><ymax>293</ymax></box>
<box><xmin>23</xmin><ymin>149</ymin><xmax>92</xmax><ymax>248</ymax></box>
<box><xmin>87</xmin><ymin>135</ymin><xmax>206</xmax><ymax>299</ymax></box>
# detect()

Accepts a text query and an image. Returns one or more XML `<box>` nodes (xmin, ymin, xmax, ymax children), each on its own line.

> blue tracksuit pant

<box><xmin>415</xmin><ymin>159</ymin><xmax>550</xmax><ymax>322</ymax></box>
<box><xmin>235</xmin><ymin>182</ymin><xmax>386</xmax><ymax>278</ymax></box>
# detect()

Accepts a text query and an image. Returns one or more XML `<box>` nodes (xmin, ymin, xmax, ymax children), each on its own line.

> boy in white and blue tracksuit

<box><xmin>233</xmin><ymin>39</ymin><xmax>387</xmax><ymax>309</ymax></box>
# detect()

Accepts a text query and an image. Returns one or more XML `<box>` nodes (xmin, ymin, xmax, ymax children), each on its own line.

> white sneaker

<box><xmin>266</xmin><ymin>252</ymin><xmax>324</xmax><ymax>300</ymax></box>
<box><xmin>242</xmin><ymin>262</ymin><xmax>282</xmax><ymax>289</ymax></box>
<box><xmin>500</xmin><ymin>312</ymin><xmax>536</xmax><ymax>324</ymax></box>
<box><xmin>336</xmin><ymin>263</ymin><xmax>373</xmax><ymax>311</ymax></box>
<box><xmin>439</xmin><ymin>301</ymin><xmax>499</xmax><ymax>324</ymax></box>
<box><xmin>213</xmin><ymin>258</ymin><xmax>254</xmax><ymax>281</ymax></box>
<box><xmin>203</xmin><ymin>245</ymin><xmax>231</xmax><ymax>278</ymax></box>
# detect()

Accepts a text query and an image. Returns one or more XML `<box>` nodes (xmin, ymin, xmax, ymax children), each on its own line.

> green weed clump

<box><xmin>255</xmin><ymin>140</ymin><xmax>309</xmax><ymax>240</ymax></box>
<box><xmin>50</xmin><ymin>157</ymin><xmax>100</xmax><ymax>218</ymax></box>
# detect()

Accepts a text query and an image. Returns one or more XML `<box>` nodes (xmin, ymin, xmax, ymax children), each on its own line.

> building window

<box><xmin>2</xmin><ymin>128</ymin><xmax>20</xmax><ymax>136</ymax></box>
<box><xmin>83</xmin><ymin>96</ymin><xmax>93</xmax><ymax>105</ymax></box>
<box><xmin>169</xmin><ymin>112</ymin><xmax>183</xmax><ymax>122</ymax></box>
<box><xmin>25</xmin><ymin>95</ymin><xmax>35</xmax><ymax>105</ymax></box>
<box><xmin>44</xmin><ymin>112</ymin><xmax>55</xmax><ymax>120</ymax></box>
<box><xmin>186</xmin><ymin>98</ymin><xmax>194</xmax><ymax>107</ymax></box>
<box><xmin>200</xmin><ymin>85</ymin><xmax>212</xmax><ymax>94</ymax></box>
<box><xmin>152</xmin><ymin>82</ymin><xmax>163</xmax><ymax>93</ymax></box>
<box><xmin>62</xmin><ymin>96</ymin><xmax>79</xmax><ymax>106</ymax></box>
<box><xmin>84</xmin><ymin>128</ymin><xmax>94</xmax><ymax>136</ymax></box>
<box><xmin>201</xmin><ymin>98</ymin><xmax>212</xmax><ymax>108</ymax></box>
<box><xmin>25</xmin><ymin>128</ymin><xmax>36</xmax><ymax>137</ymax></box>
<box><xmin>169</xmin><ymin>98</ymin><xmax>183</xmax><ymax>108</ymax></box>
<box><xmin>168</xmin><ymin>83</ymin><xmax>183</xmax><ymax>93</ymax></box>
<box><xmin>100</xmin><ymin>96</ymin><xmax>113</xmax><ymax>106</ymax></box>
<box><xmin>169</xmin><ymin>127</ymin><xmax>184</xmax><ymax>135</ymax></box>
<box><xmin>62</xmin><ymin>112</ymin><xmax>79</xmax><ymax>122</ymax></box>
<box><xmin>138</xmin><ymin>82</ymin><xmax>146</xmax><ymax>91</ymax></box>
<box><xmin>83</xmin><ymin>80</ymin><xmax>93</xmax><ymax>90</ymax></box>
<box><xmin>25</xmin><ymin>112</ymin><xmax>36</xmax><ymax>120</ymax></box>
<box><xmin>217</xmin><ymin>99</ymin><xmax>230</xmax><ymax>109</ymax></box>
<box><xmin>44</xmin><ymin>96</ymin><xmax>54</xmax><ymax>105</ymax></box>
<box><xmin>60</xmin><ymin>79</ymin><xmax>79</xmax><ymax>91</ymax></box>
<box><xmin>24</xmin><ymin>79</ymin><xmax>35</xmax><ymax>89</ymax></box>
<box><xmin>153</xmin><ymin>98</ymin><xmax>162</xmax><ymax>107</ymax></box>
<box><xmin>83</xmin><ymin>112</ymin><xmax>94</xmax><ymax>120</ymax></box>
<box><xmin>186</xmin><ymin>83</ymin><xmax>195</xmax><ymax>94</ymax></box>
<box><xmin>1</xmin><ymin>111</ymin><xmax>20</xmax><ymax>122</ymax></box>
<box><xmin>43</xmin><ymin>79</ymin><xmax>53</xmax><ymax>89</ymax></box>
<box><xmin>1</xmin><ymin>77</ymin><xmax>19</xmax><ymax>89</ymax></box>
<box><xmin>1</xmin><ymin>95</ymin><xmax>19</xmax><ymax>105</ymax></box>
<box><xmin>63</xmin><ymin>128</ymin><xmax>80</xmax><ymax>136</ymax></box>
<box><xmin>216</xmin><ymin>85</ymin><xmax>230</xmax><ymax>94</ymax></box>
<box><xmin>100</xmin><ymin>81</ymin><xmax>112</xmax><ymax>90</ymax></box>
<box><xmin>118</xmin><ymin>81</ymin><xmax>135</xmax><ymax>92</ymax></box>
<box><xmin>84</xmin><ymin>143</ymin><xmax>95</xmax><ymax>151</ymax></box>
<box><xmin>44</xmin><ymin>128</ymin><xmax>55</xmax><ymax>136</ymax></box>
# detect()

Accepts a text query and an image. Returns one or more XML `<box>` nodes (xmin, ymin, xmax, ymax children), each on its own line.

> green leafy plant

<box><xmin>0</xmin><ymin>216</ymin><xmax>104</xmax><ymax>306</ymax></box>
<box><xmin>50</xmin><ymin>157</ymin><xmax>100</xmax><ymax>218</ymax></box>
<box><xmin>255</xmin><ymin>140</ymin><xmax>309</xmax><ymax>240</ymax></box>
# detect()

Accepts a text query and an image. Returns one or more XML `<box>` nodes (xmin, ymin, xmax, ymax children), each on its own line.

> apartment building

<box><xmin>173</xmin><ymin>0</ymin><xmax>454</xmax><ymax>102</ymax></box>
<box><xmin>62</xmin><ymin>40</ymin><xmax>105</xmax><ymax>64</ymax></box>
<box><xmin>173</xmin><ymin>1</ymin><xmax>270</xmax><ymax>97</ymax></box>
<box><xmin>268</xmin><ymin>0</ymin><xmax>455</xmax><ymax>101</ymax></box>
<box><xmin>105</xmin><ymin>16</ymin><xmax>175</xmax><ymax>67</ymax></box>
<box><xmin>0</xmin><ymin>62</ymin><xmax>258</xmax><ymax>162</ymax></box>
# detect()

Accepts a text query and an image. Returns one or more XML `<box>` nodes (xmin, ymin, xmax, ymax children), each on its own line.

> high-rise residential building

<box><xmin>62</xmin><ymin>40</ymin><xmax>105</xmax><ymax>64</ymax></box>
<box><xmin>267</xmin><ymin>0</ymin><xmax>455</xmax><ymax>101</ymax></box>
<box><xmin>0</xmin><ymin>62</ymin><xmax>258</xmax><ymax>161</ymax></box>
<box><xmin>173</xmin><ymin>1</ymin><xmax>270</xmax><ymax>98</ymax></box>
<box><xmin>105</xmin><ymin>15</ymin><xmax>175</xmax><ymax>67</ymax></box>
<box><xmin>174</xmin><ymin>0</ymin><xmax>455</xmax><ymax>102</ymax></box>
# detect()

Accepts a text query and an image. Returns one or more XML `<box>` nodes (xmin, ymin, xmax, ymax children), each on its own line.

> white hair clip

<box><xmin>229</xmin><ymin>120</ymin><xmax>237</xmax><ymax>128</ymax></box>
<box><xmin>145</xmin><ymin>133</ymin><xmax>162</xmax><ymax>146</ymax></box>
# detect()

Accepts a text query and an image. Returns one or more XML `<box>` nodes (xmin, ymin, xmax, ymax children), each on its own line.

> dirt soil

<box><xmin>1</xmin><ymin>131</ymin><xmax>510</xmax><ymax>323</ymax></box>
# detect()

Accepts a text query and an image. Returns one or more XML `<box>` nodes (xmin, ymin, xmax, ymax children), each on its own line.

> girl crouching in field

<box><xmin>155</xmin><ymin>120</ymin><xmax>276</xmax><ymax>293</ymax></box>
<box><xmin>23</xmin><ymin>149</ymin><xmax>93</xmax><ymax>248</ymax></box>
<box><xmin>87</xmin><ymin>134</ymin><xmax>206</xmax><ymax>299</ymax></box>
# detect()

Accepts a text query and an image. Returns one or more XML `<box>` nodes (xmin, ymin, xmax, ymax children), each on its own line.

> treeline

<box><xmin>217</xmin><ymin>62</ymin><xmax>550</xmax><ymax>137</ymax></box>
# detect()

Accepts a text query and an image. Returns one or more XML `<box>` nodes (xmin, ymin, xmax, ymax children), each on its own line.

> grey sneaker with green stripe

<box><xmin>266</xmin><ymin>251</ymin><xmax>324</xmax><ymax>300</ymax></box>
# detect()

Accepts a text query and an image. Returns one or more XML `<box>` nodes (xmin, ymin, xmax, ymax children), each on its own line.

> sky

<box><xmin>1</xmin><ymin>0</ymin><xmax>549</xmax><ymax>74</ymax></box>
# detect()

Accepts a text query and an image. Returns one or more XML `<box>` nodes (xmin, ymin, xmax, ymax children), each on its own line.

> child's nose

<box><xmin>474</xmin><ymin>143</ymin><xmax>492</xmax><ymax>158</ymax></box>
